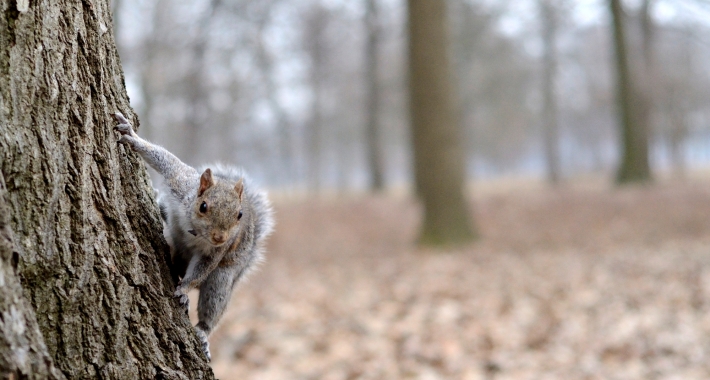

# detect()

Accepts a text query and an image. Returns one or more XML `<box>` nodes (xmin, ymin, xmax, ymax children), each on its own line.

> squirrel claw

<box><xmin>114</xmin><ymin>123</ymin><xmax>133</xmax><ymax>135</ymax></box>
<box><xmin>201</xmin><ymin>342</ymin><xmax>211</xmax><ymax>362</ymax></box>
<box><xmin>112</xmin><ymin>112</ymin><xmax>136</xmax><ymax>139</ymax></box>
<box><xmin>195</xmin><ymin>328</ymin><xmax>211</xmax><ymax>362</ymax></box>
<box><xmin>174</xmin><ymin>289</ymin><xmax>190</xmax><ymax>313</ymax></box>
<box><xmin>113</xmin><ymin>112</ymin><xmax>129</xmax><ymax>124</ymax></box>
<box><xmin>117</xmin><ymin>135</ymin><xmax>136</xmax><ymax>149</ymax></box>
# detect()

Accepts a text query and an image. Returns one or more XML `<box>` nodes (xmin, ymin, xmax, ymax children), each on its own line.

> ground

<box><xmin>204</xmin><ymin>179</ymin><xmax>710</xmax><ymax>379</ymax></box>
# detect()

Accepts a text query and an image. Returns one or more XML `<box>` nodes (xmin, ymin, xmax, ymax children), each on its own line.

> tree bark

<box><xmin>0</xmin><ymin>175</ymin><xmax>65</xmax><ymax>380</ymax></box>
<box><xmin>407</xmin><ymin>0</ymin><xmax>476</xmax><ymax>246</ymax></box>
<box><xmin>609</xmin><ymin>0</ymin><xmax>652</xmax><ymax>184</ymax></box>
<box><xmin>0</xmin><ymin>0</ymin><xmax>214</xmax><ymax>378</ymax></box>
<box><xmin>364</xmin><ymin>0</ymin><xmax>385</xmax><ymax>192</ymax></box>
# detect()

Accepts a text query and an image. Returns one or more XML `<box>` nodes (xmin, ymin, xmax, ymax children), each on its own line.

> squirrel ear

<box><xmin>234</xmin><ymin>178</ymin><xmax>244</xmax><ymax>201</ymax></box>
<box><xmin>198</xmin><ymin>168</ymin><xmax>214</xmax><ymax>197</ymax></box>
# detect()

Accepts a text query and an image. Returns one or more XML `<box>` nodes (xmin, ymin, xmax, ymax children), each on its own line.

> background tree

<box><xmin>639</xmin><ymin>0</ymin><xmax>655</xmax><ymax>137</ymax></box>
<box><xmin>0</xmin><ymin>0</ymin><xmax>213</xmax><ymax>377</ymax></box>
<box><xmin>539</xmin><ymin>0</ymin><xmax>561</xmax><ymax>184</ymax></box>
<box><xmin>364</xmin><ymin>0</ymin><xmax>385</xmax><ymax>192</ymax></box>
<box><xmin>658</xmin><ymin>27</ymin><xmax>695</xmax><ymax>178</ymax></box>
<box><xmin>407</xmin><ymin>0</ymin><xmax>476</xmax><ymax>245</ymax></box>
<box><xmin>252</xmin><ymin>1</ymin><xmax>298</xmax><ymax>189</ymax></box>
<box><xmin>183</xmin><ymin>0</ymin><xmax>221</xmax><ymax>163</ymax></box>
<box><xmin>110</xmin><ymin>0</ymin><xmax>710</xmax><ymax>193</ymax></box>
<box><xmin>610</xmin><ymin>0</ymin><xmax>652</xmax><ymax>183</ymax></box>
<box><xmin>450</xmin><ymin>0</ymin><xmax>536</xmax><ymax>174</ymax></box>
<box><xmin>303</xmin><ymin>2</ymin><xmax>330</xmax><ymax>194</ymax></box>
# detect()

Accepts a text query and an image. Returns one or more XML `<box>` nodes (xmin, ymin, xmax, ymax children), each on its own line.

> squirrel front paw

<box><xmin>174</xmin><ymin>288</ymin><xmax>190</xmax><ymax>314</ymax></box>
<box><xmin>113</xmin><ymin>112</ymin><xmax>138</xmax><ymax>148</ymax></box>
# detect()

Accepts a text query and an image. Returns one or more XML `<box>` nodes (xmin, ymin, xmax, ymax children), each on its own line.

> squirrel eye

<box><xmin>199</xmin><ymin>201</ymin><xmax>208</xmax><ymax>213</ymax></box>
<box><xmin>237</xmin><ymin>210</ymin><xmax>243</xmax><ymax>220</ymax></box>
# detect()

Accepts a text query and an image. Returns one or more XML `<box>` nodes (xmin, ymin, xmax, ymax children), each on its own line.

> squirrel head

<box><xmin>189</xmin><ymin>168</ymin><xmax>245</xmax><ymax>247</ymax></box>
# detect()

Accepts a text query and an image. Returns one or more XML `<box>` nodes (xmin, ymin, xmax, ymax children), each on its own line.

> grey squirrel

<box><xmin>112</xmin><ymin>112</ymin><xmax>274</xmax><ymax>362</ymax></box>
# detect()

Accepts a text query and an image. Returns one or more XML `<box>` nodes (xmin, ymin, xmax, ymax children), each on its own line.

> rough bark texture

<box><xmin>0</xmin><ymin>0</ymin><xmax>214</xmax><ymax>378</ymax></box>
<box><xmin>0</xmin><ymin>175</ymin><xmax>65</xmax><ymax>380</ymax></box>
<box><xmin>407</xmin><ymin>0</ymin><xmax>476</xmax><ymax>246</ymax></box>
<box><xmin>609</xmin><ymin>0</ymin><xmax>651</xmax><ymax>184</ymax></box>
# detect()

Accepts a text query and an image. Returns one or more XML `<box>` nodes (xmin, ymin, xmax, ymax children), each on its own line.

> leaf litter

<box><xmin>205</xmin><ymin>182</ymin><xmax>710</xmax><ymax>379</ymax></box>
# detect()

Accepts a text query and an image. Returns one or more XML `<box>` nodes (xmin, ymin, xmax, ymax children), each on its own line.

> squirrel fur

<box><xmin>112</xmin><ymin>112</ymin><xmax>274</xmax><ymax>362</ymax></box>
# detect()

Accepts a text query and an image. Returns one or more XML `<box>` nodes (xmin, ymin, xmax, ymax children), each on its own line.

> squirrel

<box><xmin>112</xmin><ymin>112</ymin><xmax>274</xmax><ymax>362</ymax></box>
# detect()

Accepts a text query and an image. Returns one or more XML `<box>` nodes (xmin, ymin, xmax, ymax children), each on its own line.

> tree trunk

<box><xmin>255</xmin><ymin>9</ymin><xmax>296</xmax><ymax>190</ymax></box>
<box><xmin>184</xmin><ymin>0</ymin><xmax>220</xmax><ymax>165</ymax></box>
<box><xmin>407</xmin><ymin>0</ymin><xmax>476</xmax><ymax>246</ymax></box>
<box><xmin>635</xmin><ymin>0</ymin><xmax>655</xmax><ymax>176</ymax></box>
<box><xmin>304</xmin><ymin>5</ymin><xmax>329</xmax><ymax>195</ymax></box>
<box><xmin>668</xmin><ymin>109</ymin><xmax>687</xmax><ymax>179</ymax></box>
<box><xmin>0</xmin><ymin>0</ymin><xmax>214</xmax><ymax>378</ymax></box>
<box><xmin>364</xmin><ymin>0</ymin><xmax>385</xmax><ymax>192</ymax></box>
<box><xmin>0</xmin><ymin>176</ymin><xmax>64</xmax><ymax>379</ymax></box>
<box><xmin>668</xmin><ymin>37</ymin><xmax>692</xmax><ymax>179</ymax></box>
<box><xmin>609</xmin><ymin>0</ymin><xmax>652</xmax><ymax>184</ymax></box>
<box><xmin>307</xmin><ymin>76</ymin><xmax>324</xmax><ymax>194</ymax></box>
<box><xmin>539</xmin><ymin>0</ymin><xmax>561</xmax><ymax>184</ymax></box>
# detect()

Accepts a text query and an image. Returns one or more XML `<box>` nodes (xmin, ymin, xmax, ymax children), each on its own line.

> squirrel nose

<box><xmin>211</xmin><ymin>231</ymin><xmax>227</xmax><ymax>244</ymax></box>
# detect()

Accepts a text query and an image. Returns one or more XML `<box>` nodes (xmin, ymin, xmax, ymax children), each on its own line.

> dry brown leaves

<box><xmin>204</xmin><ymin>182</ymin><xmax>710</xmax><ymax>379</ymax></box>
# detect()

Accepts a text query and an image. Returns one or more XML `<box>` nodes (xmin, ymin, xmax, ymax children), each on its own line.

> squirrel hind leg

<box><xmin>194</xmin><ymin>323</ymin><xmax>211</xmax><ymax>362</ymax></box>
<box><xmin>194</xmin><ymin>267</ymin><xmax>239</xmax><ymax>360</ymax></box>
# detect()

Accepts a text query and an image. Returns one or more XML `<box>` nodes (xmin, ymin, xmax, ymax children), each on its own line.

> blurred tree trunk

<box><xmin>111</xmin><ymin>0</ymin><xmax>123</xmax><ymax>49</ymax></box>
<box><xmin>364</xmin><ymin>0</ymin><xmax>385</xmax><ymax>192</ymax></box>
<box><xmin>307</xmin><ymin>79</ymin><xmax>324</xmax><ymax>194</ymax></box>
<box><xmin>668</xmin><ymin>35</ymin><xmax>692</xmax><ymax>179</ymax></box>
<box><xmin>335</xmin><ymin>126</ymin><xmax>351</xmax><ymax>194</ymax></box>
<box><xmin>407</xmin><ymin>0</ymin><xmax>476</xmax><ymax>246</ymax></box>
<box><xmin>304</xmin><ymin>5</ymin><xmax>329</xmax><ymax>194</ymax></box>
<box><xmin>668</xmin><ymin>101</ymin><xmax>687</xmax><ymax>178</ymax></box>
<box><xmin>609</xmin><ymin>0</ymin><xmax>651</xmax><ymax>184</ymax></box>
<box><xmin>639</xmin><ymin>0</ymin><xmax>655</xmax><ymax>109</ymax></box>
<box><xmin>134</xmin><ymin>0</ymin><xmax>166</xmax><ymax>144</ymax></box>
<box><xmin>255</xmin><ymin>9</ymin><xmax>296</xmax><ymax>190</ymax></box>
<box><xmin>636</xmin><ymin>0</ymin><xmax>657</xmax><ymax>176</ymax></box>
<box><xmin>0</xmin><ymin>0</ymin><xmax>214</xmax><ymax>378</ymax></box>
<box><xmin>184</xmin><ymin>0</ymin><xmax>220</xmax><ymax>165</ymax></box>
<box><xmin>539</xmin><ymin>0</ymin><xmax>561</xmax><ymax>184</ymax></box>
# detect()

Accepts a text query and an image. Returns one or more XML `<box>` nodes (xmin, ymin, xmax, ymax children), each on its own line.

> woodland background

<box><xmin>2</xmin><ymin>0</ymin><xmax>709</xmax><ymax>378</ymax></box>
<box><xmin>113</xmin><ymin>0</ymin><xmax>709</xmax><ymax>189</ymax></box>
<box><xmin>110</xmin><ymin>0</ymin><xmax>710</xmax><ymax>378</ymax></box>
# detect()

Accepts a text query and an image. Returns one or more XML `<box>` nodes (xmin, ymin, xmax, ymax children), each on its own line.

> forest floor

<box><xmin>203</xmin><ymin>177</ymin><xmax>710</xmax><ymax>380</ymax></box>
